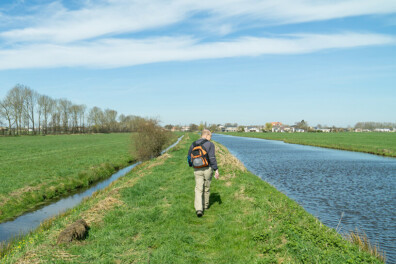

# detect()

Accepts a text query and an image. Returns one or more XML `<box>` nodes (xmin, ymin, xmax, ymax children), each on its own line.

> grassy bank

<box><xmin>0</xmin><ymin>133</ymin><xmax>135</xmax><ymax>223</ymax></box>
<box><xmin>1</xmin><ymin>134</ymin><xmax>382</xmax><ymax>263</ymax></box>
<box><xmin>222</xmin><ymin>132</ymin><xmax>396</xmax><ymax>157</ymax></box>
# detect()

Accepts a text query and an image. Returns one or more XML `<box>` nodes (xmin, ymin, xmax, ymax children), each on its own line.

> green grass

<box><xmin>0</xmin><ymin>133</ymin><xmax>135</xmax><ymax>222</ymax></box>
<box><xmin>222</xmin><ymin>132</ymin><xmax>396</xmax><ymax>157</ymax></box>
<box><xmin>1</xmin><ymin>133</ymin><xmax>383</xmax><ymax>263</ymax></box>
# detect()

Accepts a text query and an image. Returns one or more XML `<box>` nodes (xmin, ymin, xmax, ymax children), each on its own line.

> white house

<box><xmin>283</xmin><ymin>127</ymin><xmax>295</xmax><ymax>133</ymax></box>
<box><xmin>317</xmin><ymin>128</ymin><xmax>331</xmax><ymax>133</ymax></box>
<box><xmin>181</xmin><ymin>126</ymin><xmax>190</xmax><ymax>132</ymax></box>
<box><xmin>225</xmin><ymin>126</ymin><xmax>237</xmax><ymax>132</ymax></box>
<box><xmin>244</xmin><ymin>126</ymin><xmax>260</xmax><ymax>132</ymax></box>
<box><xmin>374</xmin><ymin>128</ymin><xmax>391</xmax><ymax>132</ymax></box>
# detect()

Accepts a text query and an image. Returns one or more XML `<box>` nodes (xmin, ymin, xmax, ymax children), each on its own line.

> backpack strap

<box><xmin>192</xmin><ymin>139</ymin><xmax>209</xmax><ymax>155</ymax></box>
<box><xmin>193</xmin><ymin>139</ymin><xmax>208</xmax><ymax>148</ymax></box>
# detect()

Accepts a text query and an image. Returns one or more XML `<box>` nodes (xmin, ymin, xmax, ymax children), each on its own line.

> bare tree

<box><xmin>88</xmin><ymin>106</ymin><xmax>104</xmax><ymax>133</ymax></box>
<box><xmin>51</xmin><ymin>99</ymin><xmax>62</xmax><ymax>134</ymax></box>
<box><xmin>0</xmin><ymin>96</ymin><xmax>15</xmax><ymax>135</ymax></box>
<box><xmin>78</xmin><ymin>104</ymin><xmax>87</xmax><ymax>133</ymax></box>
<box><xmin>70</xmin><ymin>104</ymin><xmax>79</xmax><ymax>133</ymax></box>
<box><xmin>104</xmin><ymin>109</ymin><xmax>118</xmax><ymax>132</ymax></box>
<box><xmin>58</xmin><ymin>99</ymin><xmax>72</xmax><ymax>133</ymax></box>
<box><xmin>124</xmin><ymin>115</ymin><xmax>145</xmax><ymax>132</ymax></box>
<box><xmin>23</xmin><ymin>87</ymin><xmax>38</xmax><ymax>134</ymax></box>
<box><xmin>23</xmin><ymin>110</ymin><xmax>30</xmax><ymax>135</ymax></box>
<box><xmin>118</xmin><ymin>114</ymin><xmax>127</xmax><ymax>132</ymax></box>
<box><xmin>38</xmin><ymin>94</ymin><xmax>54</xmax><ymax>135</ymax></box>
<box><xmin>8</xmin><ymin>85</ymin><xmax>27</xmax><ymax>135</ymax></box>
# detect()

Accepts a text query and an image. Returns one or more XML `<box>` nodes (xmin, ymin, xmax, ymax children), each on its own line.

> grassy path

<box><xmin>222</xmin><ymin>132</ymin><xmax>396</xmax><ymax>158</ymax></box>
<box><xmin>1</xmin><ymin>134</ymin><xmax>382</xmax><ymax>263</ymax></box>
<box><xmin>0</xmin><ymin>134</ymin><xmax>135</xmax><ymax>223</ymax></box>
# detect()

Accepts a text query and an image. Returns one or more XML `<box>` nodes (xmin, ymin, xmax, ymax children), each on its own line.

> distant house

<box><xmin>244</xmin><ymin>126</ymin><xmax>260</xmax><ymax>132</ymax></box>
<box><xmin>355</xmin><ymin>128</ymin><xmax>371</xmax><ymax>132</ymax></box>
<box><xmin>271</xmin><ymin>124</ymin><xmax>296</xmax><ymax>133</ymax></box>
<box><xmin>295</xmin><ymin>128</ymin><xmax>305</xmax><ymax>133</ymax></box>
<box><xmin>271</xmin><ymin>122</ymin><xmax>283</xmax><ymax>127</ymax></box>
<box><xmin>272</xmin><ymin>122</ymin><xmax>296</xmax><ymax>133</ymax></box>
<box><xmin>0</xmin><ymin>126</ymin><xmax>9</xmax><ymax>135</ymax></box>
<box><xmin>181</xmin><ymin>126</ymin><xmax>190</xmax><ymax>132</ymax></box>
<box><xmin>316</xmin><ymin>128</ymin><xmax>331</xmax><ymax>133</ymax></box>
<box><xmin>283</xmin><ymin>126</ymin><xmax>295</xmax><ymax>133</ymax></box>
<box><xmin>374</xmin><ymin>128</ymin><xmax>391</xmax><ymax>132</ymax></box>
<box><xmin>225</xmin><ymin>126</ymin><xmax>237</xmax><ymax>132</ymax></box>
<box><xmin>272</xmin><ymin>125</ymin><xmax>282</xmax><ymax>133</ymax></box>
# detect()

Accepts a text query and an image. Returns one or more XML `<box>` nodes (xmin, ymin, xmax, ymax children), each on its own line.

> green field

<box><xmin>0</xmin><ymin>133</ymin><xmax>134</xmax><ymax>222</ymax></box>
<box><xmin>1</xmin><ymin>134</ymin><xmax>382</xmax><ymax>263</ymax></box>
<box><xmin>222</xmin><ymin>132</ymin><xmax>396</xmax><ymax>157</ymax></box>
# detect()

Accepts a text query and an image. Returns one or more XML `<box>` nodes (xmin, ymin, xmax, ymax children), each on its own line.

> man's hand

<box><xmin>214</xmin><ymin>170</ymin><xmax>219</xmax><ymax>179</ymax></box>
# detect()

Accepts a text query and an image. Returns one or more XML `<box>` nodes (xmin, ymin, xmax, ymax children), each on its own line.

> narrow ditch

<box><xmin>0</xmin><ymin>135</ymin><xmax>184</xmax><ymax>244</ymax></box>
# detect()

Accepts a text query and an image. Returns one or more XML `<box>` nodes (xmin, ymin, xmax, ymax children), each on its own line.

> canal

<box><xmin>212</xmin><ymin>134</ymin><xmax>396</xmax><ymax>263</ymax></box>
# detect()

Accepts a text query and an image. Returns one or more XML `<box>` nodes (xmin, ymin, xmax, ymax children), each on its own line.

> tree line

<box><xmin>354</xmin><ymin>122</ymin><xmax>396</xmax><ymax>130</ymax></box>
<box><xmin>0</xmin><ymin>84</ymin><xmax>145</xmax><ymax>135</ymax></box>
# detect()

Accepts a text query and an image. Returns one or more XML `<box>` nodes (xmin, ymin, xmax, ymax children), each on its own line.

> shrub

<box><xmin>132</xmin><ymin>118</ymin><xmax>172</xmax><ymax>161</ymax></box>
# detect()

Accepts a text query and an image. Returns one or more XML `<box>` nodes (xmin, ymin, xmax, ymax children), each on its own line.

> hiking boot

<box><xmin>196</xmin><ymin>210</ymin><xmax>203</xmax><ymax>217</ymax></box>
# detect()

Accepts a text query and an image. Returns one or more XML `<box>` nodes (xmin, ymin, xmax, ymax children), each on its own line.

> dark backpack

<box><xmin>191</xmin><ymin>139</ymin><xmax>209</xmax><ymax>168</ymax></box>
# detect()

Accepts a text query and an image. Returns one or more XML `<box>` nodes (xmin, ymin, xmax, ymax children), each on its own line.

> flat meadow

<box><xmin>0</xmin><ymin>134</ymin><xmax>383</xmax><ymax>263</ymax></box>
<box><xmin>222</xmin><ymin>132</ymin><xmax>396</xmax><ymax>157</ymax></box>
<box><xmin>0</xmin><ymin>133</ymin><xmax>134</xmax><ymax>222</ymax></box>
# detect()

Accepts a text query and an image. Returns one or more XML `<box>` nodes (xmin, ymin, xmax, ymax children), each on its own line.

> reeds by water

<box><xmin>344</xmin><ymin>229</ymin><xmax>386</xmax><ymax>262</ymax></box>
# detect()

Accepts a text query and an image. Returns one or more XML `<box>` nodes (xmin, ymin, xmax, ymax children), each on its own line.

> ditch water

<box><xmin>212</xmin><ymin>134</ymin><xmax>396</xmax><ymax>263</ymax></box>
<box><xmin>0</xmin><ymin>135</ymin><xmax>183</xmax><ymax>245</ymax></box>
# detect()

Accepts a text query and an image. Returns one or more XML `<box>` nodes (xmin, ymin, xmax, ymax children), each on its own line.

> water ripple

<box><xmin>213</xmin><ymin>134</ymin><xmax>396</xmax><ymax>263</ymax></box>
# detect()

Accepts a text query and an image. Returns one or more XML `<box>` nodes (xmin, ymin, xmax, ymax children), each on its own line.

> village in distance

<box><xmin>167</xmin><ymin>121</ymin><xmax>396</xmax><ymax>133</ymax></box>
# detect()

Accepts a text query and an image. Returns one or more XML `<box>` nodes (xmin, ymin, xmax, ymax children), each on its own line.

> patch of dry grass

<box><xmin>344</xmin><ymin>229</ymin><xmax>386</xmax><ymax>262</ymax></box>
<box><xmin>0</xmin><ymin>184</ymin><xmax>44</xmax><ymax>207</ymax></box>
<box><xmin>82</xmin><ymin>197</ymin><xmax>124</xmax><ymax>225</ymax></box>
<box><xmin>234</xmin><ymin>185</ymin><xmax>254</xmax><ymax>202</ymax></box>
<box><xmin>214</xmin><ymin>142</ymin><xmax>246</xmax><ymax>172</ymax></box>
<box><xmin>146</xmin><ymin>153</ymin><xmax>171</xmax><ymax>169</ymax></box>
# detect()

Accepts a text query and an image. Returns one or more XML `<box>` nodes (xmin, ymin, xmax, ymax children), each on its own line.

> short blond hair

<box><xmin>201</xmin><ymin>129</ymin><xmax>211</xmax><ymax>137</ymax></box>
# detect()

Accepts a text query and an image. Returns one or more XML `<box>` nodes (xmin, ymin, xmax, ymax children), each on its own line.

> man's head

<box><xmin>201</xmin><ymin>129</ymin><xmax>212</xmax><ymax>140</ymax></box>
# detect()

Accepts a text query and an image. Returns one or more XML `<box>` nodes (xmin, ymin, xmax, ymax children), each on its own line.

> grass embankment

<box><xmin>1</xmin><ymin>134</ymin><xmax>382</xmax><ymax>263</ymax></box>
<box><xmin>223</xmin><ymin>132</ymin><xmax>396</xmax><ymax>157</ymax></box>
<box><xmin>0</xmin><ymin>133</ymin><xmax>135</xmax><ymax>223</ymax></box>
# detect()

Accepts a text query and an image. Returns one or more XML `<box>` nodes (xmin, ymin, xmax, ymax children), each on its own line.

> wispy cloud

<box><xmin>2</xmin><ymin>0</ymin><xmax>396</xmax><ymax>43</ymax></box>
<box><xmin>1</xmin><ymin>33</ymin><xmax>394</xmax><ymax>70</ymax></box>
<box><xmin>0</xmin><ymin>0</ymin><xmax>395</xmax><ymax>70</ymax></box>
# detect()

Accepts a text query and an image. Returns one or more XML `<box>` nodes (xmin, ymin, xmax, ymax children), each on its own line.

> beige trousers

<box><xmin>194</xmin><ymin>167</ymin><xmax>213</xmax><ymax>211</ymax></box>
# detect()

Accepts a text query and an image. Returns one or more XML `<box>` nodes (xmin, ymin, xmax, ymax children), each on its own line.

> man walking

<box><xmin>188</xmin><ymin>129</ymin><xmax>219</xmax><ymax>217</ymax></box>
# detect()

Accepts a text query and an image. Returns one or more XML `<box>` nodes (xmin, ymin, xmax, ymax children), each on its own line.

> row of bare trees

<box><xmin>0</xmin><ymin>84</ymin><xmax>144</xmax><ymax>135</ymax></box>
<box><xmin>354</xmin><ymin>122</ymin><xmax>396</xmax><ymax>130</ymax></box>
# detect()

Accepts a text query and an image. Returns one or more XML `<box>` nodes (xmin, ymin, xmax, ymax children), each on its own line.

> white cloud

<box><xmin>0</xmin><ymin>0</ymin><xmax>189</xmax><ymax>43</ymax></box>
<box><xmin>1</xmin><ymin>0</ymin><xmax>396</xmax><ymax>44</ymax></box>
<box><xmin>0</xmin><ymin>33</ymin><xmax>394</xmax><ymax>70</ymax></box>
<box><xmin>0</xmin><ymin>0</ymin><xmax>395</xmax><ymax>70</ymax></box>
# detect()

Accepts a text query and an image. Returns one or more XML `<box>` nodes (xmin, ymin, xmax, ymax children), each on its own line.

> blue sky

<box><xmin>0</xmin><ymin>0</ymin><xmax>395</xmax><ymax>127</ymax></box>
